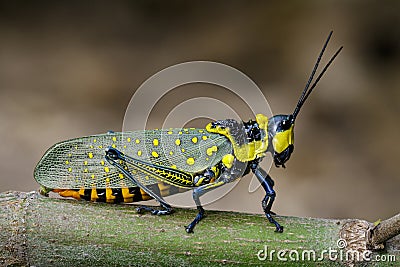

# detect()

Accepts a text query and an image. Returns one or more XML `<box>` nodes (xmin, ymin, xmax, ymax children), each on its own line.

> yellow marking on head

<box><xmin>135</xmin><ymin>139</ymin><xmax>140</xmax><ymax>144</ymax></box>
<box><xmin>65</xmin><ymin>160</ymin><xmax>69</xmax><ymax>165</ymax></box>
<box><xmin>186</xmin><ymin>157</ymin><xmax>195</xmax><ymax>165</ymax></box>
<box><xmin>119</xmin><ymin>173</ymin><xmax>124</xmax><ymax>179</ymax></box>
<box><xmin>272</xmin><ymin>125</ymin><xmax>294</xmax><ymax>154</ymax></box>
<box><xmin>88</xmin><ymin>152</ymin><xmax>93</xmax><ymax>159</ymax></box>
<box><xmin>222</xmin><ymin>154</ymin><xmax>235</xmax><ymax>169</ymax></box>
<box><xmin>153</xmin><ymin>139</ymin><xmax>159</xmax><ymax>146</ymax></box>
<box><xmin>175</xmin><ymin>139</ymin><xmax>181</xmax><ymax>146</ymax></box>
<box><xmin>112</xmin><ymin>137</ymin><xmax>117</xmax><ymax>142</ymax></box>
<box><xmin>104</xmin><ymin>167</ymin><xmax>110</xmax><ymax>173</ymax></box>
<box><xmin>171</xmin><ymin>165</ymin><xmax>177</xmax><ymax>169</ymax></box>
<box><xmin>191</xmin><ymin>137</ymin><xmax>198</xmax><ymax>144</ymax></box>
<box><xmin>152</xmin><ymin>151</ymin><xmax>159</xmax><ymax>158</ymax></box>
<box><xmin>112</xmin><ymin>144</ymin><xmax>116</xmax><ymax>148</ymax></box>
<box><xmin>167</xmin><ymin>131</ymin><xmax>173</xmax><ymax>134</ymax></box>
<box><xmin>100</xmin><ymin>160</ymin><xmax>104</xmax><ymax>165</ymax></box>
<box><xmin>68</xmin><ymin>167</ymin><xmax>72</xmax><ymax>172</ymax></box>
<box><xmin>137</xmin><ymin>150</ymin><xmax>142</xmax><ymax>156</ymax></box>
<box><xmin>206</xmin><ymin>145</ymin><xmax>218</xmax><ymax>156</ymax></box>
<box><xmin>127</xmin><ymin>137</ymin><xmax>131</xmax><ymax>142</ymax></box>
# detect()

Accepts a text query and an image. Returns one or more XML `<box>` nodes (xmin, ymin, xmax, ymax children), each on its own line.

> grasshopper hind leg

<box><xmin>136</xmin><ymin>202</ymin><xmax>173</xmax><ymax>215</ymax></box>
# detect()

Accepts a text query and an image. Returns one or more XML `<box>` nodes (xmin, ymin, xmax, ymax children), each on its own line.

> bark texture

<box><xmin>0</xmin><ymin>191</ymin><xmax>398</xmax><ymax>267</ymax></box>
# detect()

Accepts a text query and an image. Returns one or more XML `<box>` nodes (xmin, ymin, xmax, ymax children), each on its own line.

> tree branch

<box><xmin>0</xmin><ymin>191</ymin><xmax>398</xmax><ymax>266</ymax></box>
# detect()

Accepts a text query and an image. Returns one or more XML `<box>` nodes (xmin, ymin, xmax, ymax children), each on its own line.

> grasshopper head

<box><xmin>268</xmin><ymin>114</ymin><xmax>295</xmax><ymax>168</ymax></box>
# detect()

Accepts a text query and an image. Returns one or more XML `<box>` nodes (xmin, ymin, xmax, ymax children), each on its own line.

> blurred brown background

<box><xmin>0</xmin><ymin>0</ymin><xmax>399</xmax><ymax>221</ymax></box>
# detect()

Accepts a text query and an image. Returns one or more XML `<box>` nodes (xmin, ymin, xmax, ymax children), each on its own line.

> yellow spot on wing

<box><xmin>152</xmin><ymin>151</ymin><xmax>159</xmax><ymax>158</ymax></box>
<box><xmin>88</xmin><ymin>152</ymin><xmax>93</xmax><ymax>159</ymax></box>
<box><xmin>84</xmin><ymin>161</ymin><xmax>88</xmax><ymax>165</ymax></box>
<box><xmin>65</xmin><ymin>160</ymin><xmax>69</xmax><ymax>165</ymax></box>
<box><xmin>112</xmin><ymin>137</ymin><xmax>117</xmax><ymax>142</ymax></box>
<box><xmin>104</xmin><ymin>167</ymin><xmax>110</xmax><ymax>173</ymax></box>
<box><xmin>202</xmin><ymin>136</ymin><xmax>208</xmax><ymax>140</ymax></box>
<box><xmin>135</xmin><ymin>139</ymin><xmax>140</xmax><ymax>144</ymax></box>
<box><xmin>171</xmin><ymin>165</ymin><xmax>177</xmax><ymax>169</ymax></box>
<box><xmin>181</xmin><ymin>148</ymin><xmax>185</xmax><ymax>152</ymax></box>
<box><xmin>175</xmin><ymin>139</ymin><xmax>181</xmax><ymax>146</ymax></box>
<box><xmin>206</xmin><ymin>145</ymin><xmax>218</xmax><ymax>156</ymax></box>
<box><xmin>112</xmin><ymin>144</ymin><xmax>116</xmax><ymax>148</ymax></box>
<box><xmin>187</xmin><ymin>157</ymin><xmax>195</xmax><ymax>165</ymax></box>
<box><xmin>167</xmin><ymin>131</ymin><xmax>173</xmax><ymax>134</ymax></box>
<box><xmin>137</xmin><ymin>150</ymin><xmax>142</xmax><ymax>156</ymax></box>
<box><xmin>100</xmin><ymin>160</ymin><xmax>104</xmax><ymax>165</ymax></box>
<box><xmin>68</xmin><ymin>167</ymin><xmax>72</xmax><ymax>172</ymax></box>
<box><xmin>127</xmin><ymin>137</ymin><xmax>131</xmax><ymax>142</ymax></box>
<box><xmin>91</xmin><ymin>174</ymin><xmax>95</xmax><ymax>179</ymax></box>
<box><xmin>153</xmin><ymin>139</ymin><xmax>159</xmax><ymax>146</ymax></box>
<box><xmin>191</xmin><ymin>137</ymin><xmax>198</xmax><ymax>144</ymax></box>
<box><xmin>119</xmin><ymin>173</ymin><xmax>124</xmax><ymax>179</ymax></box>
<box><xmin>169</xmin><ymin>151</ymin><xmax>173</xmax><ymax>155</ymax></box>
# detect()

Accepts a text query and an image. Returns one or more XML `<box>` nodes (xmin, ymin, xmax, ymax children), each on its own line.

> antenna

<box><xmin>292</xmin><ymin>31</ymin><xmax>342</xmax><ymax>121</ymax></box>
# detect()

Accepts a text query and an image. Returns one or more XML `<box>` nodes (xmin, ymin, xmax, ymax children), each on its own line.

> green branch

<box><xmin>0</xmin><ymin>191</ymin><xmax>398</xmax><ymax>266</ymax></box>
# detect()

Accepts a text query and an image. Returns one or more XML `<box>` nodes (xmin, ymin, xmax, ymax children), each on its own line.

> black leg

<box><xmin>185</xmin><ymin>181</ymin><xmax>225</xmax><ymax>233</ymax></box>
<box><xmin>105</xmin><ymin>148</ymin><xmax>173</xmax><ymax>216</ymax></box>
<box><xmin>252</xmin><ymin>166</ymin><xmax>283</xmax><ymax>233</ymax></box>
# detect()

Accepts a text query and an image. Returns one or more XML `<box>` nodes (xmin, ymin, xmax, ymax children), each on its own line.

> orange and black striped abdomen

<box><xmin>55</xmin><ymin>181</ymin><xmax>188</xmax><ymax>203</ymax></box>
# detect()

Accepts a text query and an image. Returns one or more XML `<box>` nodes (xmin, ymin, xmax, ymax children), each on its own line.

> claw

<box><xmin>185</xmin><ymin>225</ymin><xmax>194</xmax><ymax>233</ymax></box>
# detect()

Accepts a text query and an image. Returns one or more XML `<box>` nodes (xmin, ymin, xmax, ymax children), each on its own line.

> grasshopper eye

<box><xmin>281</xmin><ymin>120</ymin><xmax>291</xmax><ymax>130</ymax></box>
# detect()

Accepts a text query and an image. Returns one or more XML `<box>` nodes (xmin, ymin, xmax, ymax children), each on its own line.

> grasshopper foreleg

<box><xmin>251</xmin><ymin>164</ymin><xmax>283</xmax><ymax>233</ymax></box>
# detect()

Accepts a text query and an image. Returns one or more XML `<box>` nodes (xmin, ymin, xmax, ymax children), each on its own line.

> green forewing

<box><xmin>34</xmin><ymin>129</ymin><xmax>232</xmax><ymax>189</ymax></box>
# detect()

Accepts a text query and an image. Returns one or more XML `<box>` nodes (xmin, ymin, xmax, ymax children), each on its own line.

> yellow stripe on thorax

<box><xmin>206</xmin><ymin>114</ymin><xmax>269</xmax><ymax>162</ymax></box>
